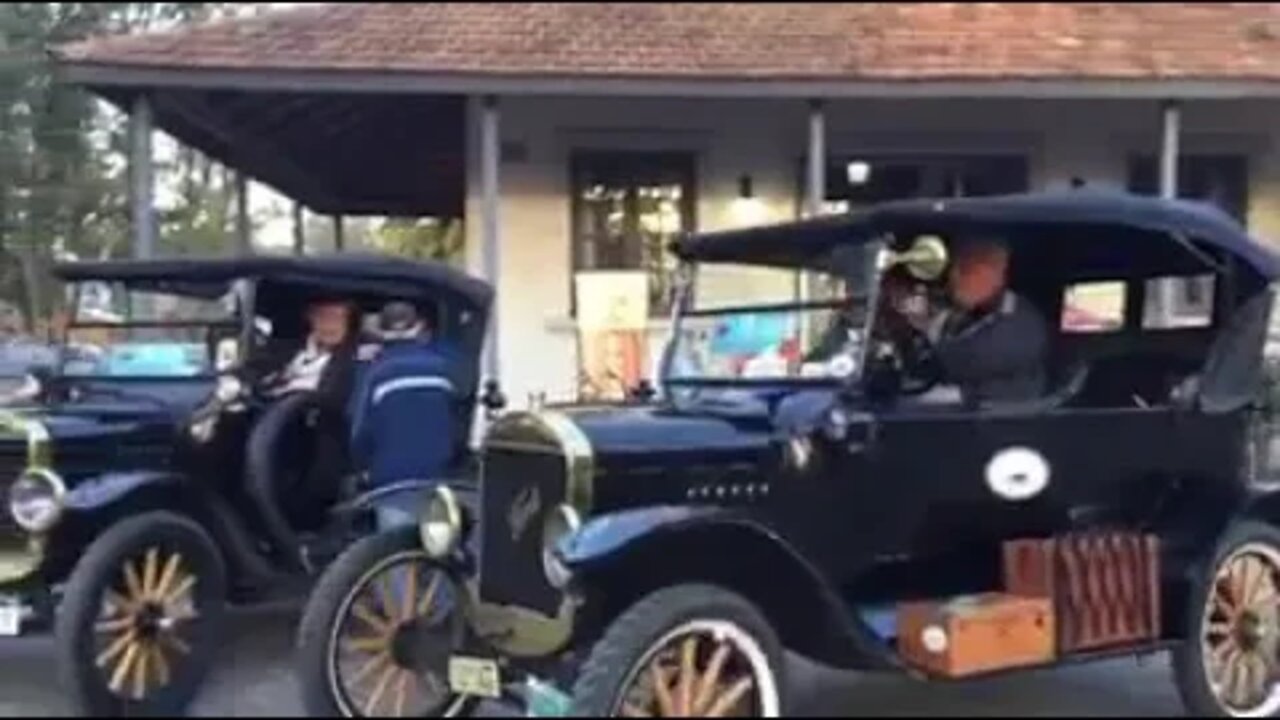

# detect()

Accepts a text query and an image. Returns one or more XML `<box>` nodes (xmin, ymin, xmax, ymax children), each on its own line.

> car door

<box><xmin>845</xmin><ymin>402</ymin><xmax>1179</xmax><ymax>565</ymax></box>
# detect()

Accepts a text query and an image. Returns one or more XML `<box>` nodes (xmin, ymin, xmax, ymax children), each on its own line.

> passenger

<box><xmin>928</xmin><ymin>236</ymin><xmax>1049</xmax><ymax>405</ymax></box>
<box><xmin>350</xmin><ymin>300</ymin><xmax>460</xmax><ymax>530</ymax></box>
<box><xmin>261</xmin><ymin>297</ymin><xmax>359</xmax><ymax>416</ymax></box>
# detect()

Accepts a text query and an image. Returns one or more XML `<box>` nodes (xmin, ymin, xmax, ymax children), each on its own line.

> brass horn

<box><xmin>877</xmin><ymin>235</ymin><xmax>950</xmax><ymax>282</ymax></box>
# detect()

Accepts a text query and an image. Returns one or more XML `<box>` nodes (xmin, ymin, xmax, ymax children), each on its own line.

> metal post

<box><xmin>292</xmin><ymin>202</ymin><xmax>305</xmax><ymax>256</ymax></box>
<box><xmin>799</xmin><ymin>99</ymin><xmax>827</xmax><ymax>304</ymax></box>
<box><xmin>235</xmin><ymin>172</ymin><xmax>251</xmax><ymax>256</ymax></box>
<box><xmin>1160</xmin><ymin>101</ymin><xmax>1181</xmax><ymax>201</ymax></box>
<box><xmin>1159</xmin><ymin>100</ymin><xmax>1182</xmax><ymax>322</ymax></box>
<box><xmin>806</xmin><ymin>99</ymin><xmax>827</xmax><ymax>219</ymax></box>
<box><xmin>332</xmin><ymin>215</ymin><xmax>344</xmax><ymax>252</ymax></box>
<box><xmin>129</xmin><ymin>95</ymin><xmax>156</xmax><ymax>259</ymax></box>
<box><xmin>480</xmin><ymin>95</ymin><xmax>501</xmax><ymax>381</ymax></box>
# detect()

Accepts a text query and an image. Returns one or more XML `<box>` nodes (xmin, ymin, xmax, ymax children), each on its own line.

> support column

<box><xmin>235</xmin><ymin>172</ymin><xmax>251</xmax><ymax>256</ymax></box>
<box><xmin>798</xmin><ymin>99</ymin><xmax>827</xmax><ymax>302</ymax></box>
<box><xmin>480</xmin><ymin>95</ymin><xmax>501</xmax><ymax>381</ymax></box>
<box><xmin>1158</xmin><ymin>100</ymin><xmax>1182</xmax><ymax>322</ymax></box>
<box><xmin>1160</xmin><ymin>101</ymin><xmax>1181</xmax><ymax>200</ymax></box>
<box><xmin>292</xmin><ymin>202</ymin><xmax>305</xmax><ymax>256</ymax></box>
<box><xmin>805</xmin><ymin>99</ymin><xmax>827</xmax><ymax>219</ymax></box>
<box><xmin>129</xmin><ymin>95</ymin><xmax>156</xmax><ymax>259</ymax></box>
<box><xmin>332</xmin><ymin>215</ymin><xmax>345</xmax><ymax>252</ymax></box>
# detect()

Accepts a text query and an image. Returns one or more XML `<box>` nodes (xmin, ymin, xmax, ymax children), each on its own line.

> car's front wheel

<box><xmin>55</xmin><ymin>511</ymin><xmax>227</xmax><ymax>717</ymax></box>
<box><xmin>295</xmin><ymin>527</ymin><xmax>474</xmax><ymax>718</ymax></box>
<box><xmin>571</xmin><ymin>584</ymin><xmax>788</xmax><ymax>717</ymax></box>
<box><xmin>1174</xmin><ymin>520</ymin><xmax>1280</xmax><ymax>717</ymax></box>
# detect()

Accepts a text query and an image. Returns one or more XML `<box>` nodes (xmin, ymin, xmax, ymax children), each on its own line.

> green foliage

<box><xmin>369</xmin><ymin>218</ymin><xmax>466</xmax><ymax>266</ymax></box>
<box><xmin>0</xmin><ymin>3</ymin><xmax>240</xmax><ymax>328</ymax></box>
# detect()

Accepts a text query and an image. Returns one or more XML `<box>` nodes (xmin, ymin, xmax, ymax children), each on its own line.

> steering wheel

<box><xmin>867</xmin><ymin>313</ymin><xmax>944</xmax><ymax>398</ymax></box>
<box><xmin>895</xmin><ymin>322</ymin><xmax>944</xmax><ymax>395</ymax></box>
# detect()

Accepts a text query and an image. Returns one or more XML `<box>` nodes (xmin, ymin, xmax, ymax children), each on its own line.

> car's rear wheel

<box><xmin>56</xmin><ymin>511</ymin><xmax>227</xmax><ymax>717</ymax></box>
<box><xmin>1174</xmin><ymin>520</ymin><xmax>1280</xmax><ymax>717</ymax></box>
<box><xmin>571</xmin><ymin>584</ymin><xmax>787</xmax><ymax>717</ymax></box>
<box><xmin>296</xmin><ymin>527</ymin><xmax>474</xmax><ymax>718</ymax></box>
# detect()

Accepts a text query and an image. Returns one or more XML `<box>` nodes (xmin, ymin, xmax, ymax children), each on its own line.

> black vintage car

<box><xmin>297</xmin><ymin>191</ymin><xmax>1280</xmax><ymax>718</ymax></box>
<box><xmin>0</xmin><ymin>253</ymin><xmax>492</xmax><ymax>716</ymax></box>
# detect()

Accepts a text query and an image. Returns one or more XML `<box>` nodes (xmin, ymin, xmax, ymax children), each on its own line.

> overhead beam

<box><xmin>59</xmin><ymin>62</ymin><xmax>1280</xmax><ymax>100</ymax></box>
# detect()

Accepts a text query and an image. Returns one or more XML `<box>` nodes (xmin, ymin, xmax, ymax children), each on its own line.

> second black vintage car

<box><xmin>298</xmin><ymin>191</ymin><xmax>1280</xmax><ymax>718</ymax></box>
<box><xmin>0</xmin><ymin>253</ymin><xmax>492</xmax><ymax>716</ymax></box>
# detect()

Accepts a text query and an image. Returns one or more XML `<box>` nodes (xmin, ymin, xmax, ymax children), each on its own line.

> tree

<box><xmin>368</xmin><ymin>217</ymin><xmax>466</xmax><ymax>266</ymax></box>
<box><xmin>0</xmin><ymin>3</ymin><xmax>250</xmax><ymax>329</ymax></box>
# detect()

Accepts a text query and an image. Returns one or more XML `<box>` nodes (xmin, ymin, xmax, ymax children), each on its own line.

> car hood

<box><xmin>561</xmin><ymin>403</ymin><xmax>774</xmax><ymax>458</ymax></box>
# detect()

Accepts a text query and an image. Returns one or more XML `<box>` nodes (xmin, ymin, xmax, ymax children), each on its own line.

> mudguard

<box><xmin>60</xmin><ymin>470</ymin><xmax>276</xmax><ymax>585</ymax></box>
<box><xmin>63</xmin><ymin>470</ymin><xmax>187</xmax><ymax>513</ymax></box>
<box><xmin>558</xmin><ymin>505</ymin><xmax>902</xmax><ymax>671</ymax></box>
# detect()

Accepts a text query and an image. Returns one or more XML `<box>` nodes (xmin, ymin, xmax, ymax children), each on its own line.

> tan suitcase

<box><xmin>898</xmin><ymin>593</ymin><xmax>1055</xmax><ymax>678</ymax></box>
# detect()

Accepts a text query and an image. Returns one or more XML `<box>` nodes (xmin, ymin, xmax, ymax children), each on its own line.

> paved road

<box><xmin>0</xmin><ymin>605</ymin><xmax>1187</xmax><ymax>717</ymax></box>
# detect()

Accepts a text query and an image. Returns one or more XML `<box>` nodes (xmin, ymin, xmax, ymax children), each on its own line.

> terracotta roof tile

<box><xmin>52</xmin><ymin>3</ymin><xmax>1280</xmax><ymax>82</ymax></box>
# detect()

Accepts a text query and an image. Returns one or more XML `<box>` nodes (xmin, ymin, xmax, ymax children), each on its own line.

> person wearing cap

<box><xmin>349</xmin><ymin>300</ymin><xmax>460</xmax><ymax>529</ymax></box>
<box><xmin>924</xmin><ymin>236</ymin><xmax>1049</xmax><ymax>405</ymax></box>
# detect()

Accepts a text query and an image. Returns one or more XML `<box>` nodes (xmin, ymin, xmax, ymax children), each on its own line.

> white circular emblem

<box><xmin>985</xmin><ymin>447</ymin><xmax>1051</xmax><ymax>502</ymax></box>
<box><xmin>828</xmin><ymin>352</ymin><xmax>857</xmax><ymax>379</ymax></box>
<box><xmin>921</xmin><ymin>626</ymin><xmax>949</xmax><ymax>655</ymax></box>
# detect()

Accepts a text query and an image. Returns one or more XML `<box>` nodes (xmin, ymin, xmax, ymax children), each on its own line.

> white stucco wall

<box><xmin>465</xmin><ymin>96</ymin><xmax>1280</xmax><ymax>408</ymax></box>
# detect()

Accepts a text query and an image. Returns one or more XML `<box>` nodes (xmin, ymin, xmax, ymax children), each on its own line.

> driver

<box><xmin>926</xmin><ymin>236</ymin><xmax>1049</xmax><ymax>405</ymax></box>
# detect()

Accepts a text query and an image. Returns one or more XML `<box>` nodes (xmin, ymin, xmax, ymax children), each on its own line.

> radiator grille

<box><xmin>477</xmin><ymin>445</ymin><xmax>567</xmax><ymax>617</ymax></box>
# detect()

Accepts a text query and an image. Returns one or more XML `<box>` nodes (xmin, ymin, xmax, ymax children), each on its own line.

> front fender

<box><xmin>558</xmin><ymin>505</ymin><xmax>900</xmax><ymax>671</ymax></box>
<box><xmin>64</xmin><ymin>470</ymin><xmax>187</xmax><ymax>513</ymax></box>
<box><xmin>558</xmin><ymin>505</ymin><xmax>723</xmax><ymax>570</ymax></box>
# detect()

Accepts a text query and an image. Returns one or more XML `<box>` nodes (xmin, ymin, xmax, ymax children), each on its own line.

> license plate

<box><xmin>448</xmin><ymin>656</ymin><xmax>501</xmax><ymax>699</ymax></box>
<box><xmin>0</xmin><ymin>606</ymin><xmax>20</xmax><ymax>637</ymax></box>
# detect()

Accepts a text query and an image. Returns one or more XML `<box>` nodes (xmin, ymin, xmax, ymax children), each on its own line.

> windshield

<box><xmin>665</xmin><ymin>245</ymin><xmax>878</xmax><ymax>388</ymax></box>
<box><xmin>62</xmin><ymin>281</ymin><xmax>241</xmax><ymax>379</ymax></box>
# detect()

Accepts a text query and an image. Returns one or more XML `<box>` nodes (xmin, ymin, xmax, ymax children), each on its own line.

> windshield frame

<box><xmin>659</xmin><ymin>243</ymin><xmax>884</xmax><ymax>396</ymax></box>
<box><xmin>58</xmin><ymin>277</ymin><xmax>253</xmax><ymax>381</ymax></box>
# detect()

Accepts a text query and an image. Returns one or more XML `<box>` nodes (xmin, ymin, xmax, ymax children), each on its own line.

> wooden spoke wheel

<box><xmin>92</xmin><ymin>547</ymin><xmax>200</xmax><ymax>702</ymax></box>
<box><xmin>572</xmin><ymin>585</ymin><xmax>786</xmax><ymax>718</ymax></box>
<box><xmin>1175</xmin><ymin>522</ymin><xmax>1280</xmax><ymax>719</ymax></box>
<box><xmin>1202</xmin><ymin>543</ymin><xmax>1280</xmax><ymax>716</ymax></box>
<box><xmin>56</xmin><ymin>513</ymin><xmax>226</xmax><ymax>717</ymax></box>
<box><xmin>297</xmin><ymin>528</ymin><xmax>473</xmax><ymax>718</ymax></box>
<box><xmin>614</xmin><ymin>621</ymin><xmax>776</xmax><ymax>718</ymax></box>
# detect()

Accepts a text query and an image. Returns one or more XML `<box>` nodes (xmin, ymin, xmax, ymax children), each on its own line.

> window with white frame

<box><xmin>570</xmin><ymin>151</ymin><xmax>696</xmax><ymax>317</ymax></box>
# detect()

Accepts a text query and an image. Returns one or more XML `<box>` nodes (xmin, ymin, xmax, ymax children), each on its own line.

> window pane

<box><xmin>826</xmin><ymin>155</ymin><xmax>1028</xmax><ymax>207</ymax></box>
<box><xmin>1144</xmin><ymin>275</ymin><xmax>1215</xmax><ymax>329</ymax></box>
<box><xmin>1127</xmin><ymin>155</ymin><xmax>1248</xmax><ymax>222</ymax></box>
<box><xmin>572</xmin><ymin>153</ymin><xmax>695</xmax><ymax>317</ymax></box>
<box><xmin>1062</xmin><ymin>282</ymin><xmax>1126</xmax><ymax>334</ymax></box>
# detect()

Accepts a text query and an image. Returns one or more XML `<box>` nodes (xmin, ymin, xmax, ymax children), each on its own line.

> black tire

<box><xmin>1173</xmin><ymin>520</ymin><xmax>1280</xmax><ymax>717</ymax></box>
<box><xmin>56</xmin><ymin>511</ymin><xmax>227</xmax><ymax>717</ymax></box>
<box><xmin>571</xmin><ymin>584</ymin><xmax>788</xmax><ymax>717</ymax></box>
<box><xmin>296</xmin><ymin>527</ymin><xmax>476</xmax><ymax>718</ymax></box>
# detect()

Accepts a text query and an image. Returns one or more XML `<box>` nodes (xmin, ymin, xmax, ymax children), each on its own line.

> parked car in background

<box><xmin>0</xmin><ymin>254</ymin><xmax>494</xmax><ymax>716</ymax></box>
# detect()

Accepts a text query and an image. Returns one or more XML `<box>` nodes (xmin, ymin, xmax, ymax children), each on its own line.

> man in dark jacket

<box><xmin>927</xmin><ymin>236</ymin><xmax>1049</xmax><ymax>405</ymax></box>
<box><xmin>350</xmin><ymin>300</ymin><xmax>461</xmax><ymax>529</ymax></box>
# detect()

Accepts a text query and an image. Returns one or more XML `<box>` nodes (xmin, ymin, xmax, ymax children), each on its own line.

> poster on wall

<box><xmin>575</xmin><ymin>271</ymin><xmax>650</xmax><ymax>402</ymax></box>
